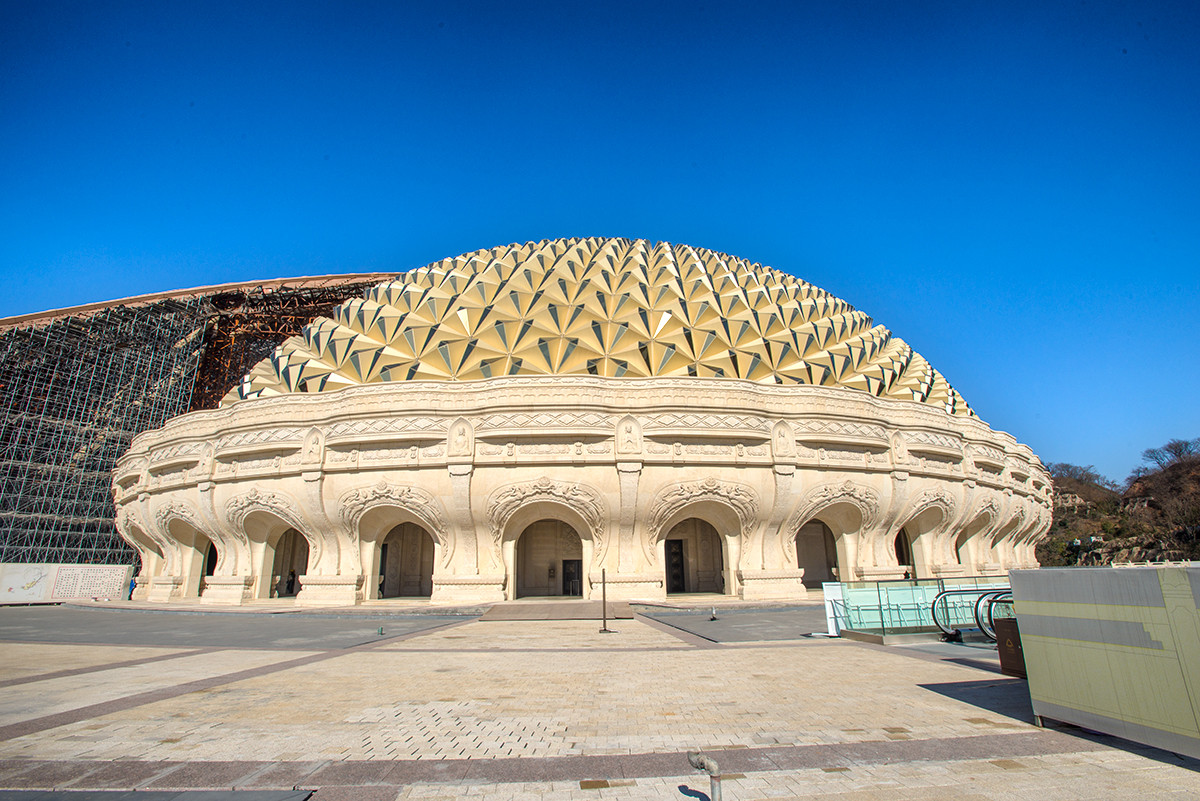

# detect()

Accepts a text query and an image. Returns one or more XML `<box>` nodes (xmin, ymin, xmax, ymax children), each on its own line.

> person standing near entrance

<box><xmin>286</xmin><ymin>570</ymin><xmax>296</xmax><ymax>595</ymax></box>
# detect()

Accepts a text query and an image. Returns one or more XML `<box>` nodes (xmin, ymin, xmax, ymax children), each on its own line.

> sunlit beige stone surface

<box><xmin>112</xmin><ymin>239</ymin><xmax>1051</xmax><ymax>605</ymax></box>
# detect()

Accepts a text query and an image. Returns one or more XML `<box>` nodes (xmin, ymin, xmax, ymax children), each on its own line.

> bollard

<box><xmin>687</xmin><ymin>751</ymin><xmax>721</xmax><ymax>801</ymax></box>
<box><xmin>599</xmin><ymin>568</ymin><xmax>613</xmax><ymax>633</ymax></box>
<box><xmin>378</xmin><ymin>626</ymin><xmax>384</xmax><ymax>636</ymax></box>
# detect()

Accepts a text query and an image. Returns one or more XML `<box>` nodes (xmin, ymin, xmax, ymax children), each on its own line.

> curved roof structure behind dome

<box><xmin>226</xmin><ymin>237</ymin><xmax>972</xmax><ymax>415</ymax></box>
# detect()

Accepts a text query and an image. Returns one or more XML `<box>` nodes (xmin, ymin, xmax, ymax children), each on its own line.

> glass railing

<box><xmin>830</xmin><ymin>576</ymin><xmax>1010</xmax><ymax>636</ymax></box>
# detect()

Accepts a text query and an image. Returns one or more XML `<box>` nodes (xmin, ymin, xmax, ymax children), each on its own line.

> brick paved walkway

<box><xmin>1</xmin><ymin>604</ymin><xmax>1197</xmax><ymax>800</ymax></box>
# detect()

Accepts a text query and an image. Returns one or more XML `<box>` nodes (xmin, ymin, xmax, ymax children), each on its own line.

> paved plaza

<box><xmin>0</xmin><ymin>602</ymin><xmax>1197</xmax><ymax>800</ymax></box>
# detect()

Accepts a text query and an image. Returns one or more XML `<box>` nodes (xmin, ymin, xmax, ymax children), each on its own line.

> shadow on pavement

<box><xmin>0</xmin><ymin>605</ymin><xmax>472</xmax><ymax>650</ymax></box>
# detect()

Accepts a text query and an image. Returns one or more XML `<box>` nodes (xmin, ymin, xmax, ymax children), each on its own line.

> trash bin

<box><xmin>994</xmin><ymin>616</ymin><xmax>1026</xmax><ymax>678</ymax></box>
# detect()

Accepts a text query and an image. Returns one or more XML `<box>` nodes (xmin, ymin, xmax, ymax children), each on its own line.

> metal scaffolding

<box><xmin>0</xmin><ymin>301</ymin><xmax>207</xmax><ymax>564</ymax></box>
<box><xmin>0</xmin><ymin>276</ymin><xmax>387</xmax><ymax>566</ymax></box>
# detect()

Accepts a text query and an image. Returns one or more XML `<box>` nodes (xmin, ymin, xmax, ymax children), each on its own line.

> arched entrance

<box><xmin>164</xmin><ymin>518</ymin><xmax>215</xmax><ymax>598</ymax></box>
<box><xmin>515</xmin><ymin>519</ymin><xmax>584</xmax><ymax>598</ymax></box>
<box><xmin>663</xmin><ymin>518</ymin><xmax>725</xmax><ymax>595</ymax></box>
<box><xmin>795</xmin><ymin>520</ymin><xmax>837</xmax><ymax>587</ymax></box>
<box><xmin>271</xmin><ymin>528</ymin><xmax>309</xmax><ymax>597</ymax></box>
<box><xmin>894</xmin><ymin>527</ymin><xmax>914</xmax><ymax>577</ymax></box>
<box><xmin>378</xmin><ymin>522</ymin><xmax>434</xmax><ymax>598</ymax></box>
<box><xmin>955</xmin><ymin>511</ymin><xmax>993</xmax><ymax>570</ymax></box>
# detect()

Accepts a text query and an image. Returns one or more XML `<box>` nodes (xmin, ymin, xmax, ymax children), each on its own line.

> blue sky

<box><xmin>2</xmin><ymin>1</ymin><xmax>1197</xmax><ymax>484</ymax></box>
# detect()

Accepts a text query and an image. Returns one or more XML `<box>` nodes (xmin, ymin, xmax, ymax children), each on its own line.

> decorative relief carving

<box><xmin>918</xmin><ymin>455</ymin><xmax>957</xmax><ymax>471</ymax></box>
<box><xmin>903</xmin><ymin>486</ymin><xmax>958</xmax><ymax>526</ymax></box>
<box><xmin>302</xmin><ymin>428</ymin><xmax>323</xmax><ymax>464</ymax></box>
<box><xmin>683</xmin><ymin>443</ymin><xmax>733</xmax><ymax>455</ymax></box>
<box><xmin>359</xmin><ymin>446</ymin><xmax>423</xmax><ymax>461</ymax></box>
<box><xmin>972</xmin><ymin>444</ymin><xmax>1006</xmax><ymax>464</ymax></box>
<box><xmin>821</xmin><ymin>447</ymin><xmax>867</xmax><ymax>462</ymax></box>
<box><xmin>644</xmin><ymin>412</ymin><xmax>767</xmax><ymax>431</ymax></box>
<box><xmin>771</xmin><ymin>421</ymin><xmax>795</xmax><ymax>458</ymax></box>
<box><xmin>786</xmin><ymin>480</ymin><xmax>881</xmax><ymax>544</ymax></box>
<box><xmin>906</xmin><ymin>430</ymin><xmax>962</xmax><ymax>451</ymax></box>
<box><xmin>338</xmin><ymin>481</ymin><xmax>451</xmax><ymax>566</ymax></box>
<box><xmin>234</xmin><ymin>455</ymin><xmax>285</xmax><ymax>472</ymax></box>
<box><xmin>646</xmin><ymin>478</ymin><xmax>759</xmax><ymax>542</ymax></box>
<box><xmin>616</xmin><ymin>415</ymin><xmax>642</xmax><ymax>455</ymax></box>
<box><xmin>216</xmin><ymin>428</ymin><xmax>303</xmax><ymax>450</ymax></box>
<box><xmin>195</xmin><ymin>443</ymin><xmax>214</xmax><ymax>478</ymax></box>
<box><xmin>485</xmin><ymin>477</ymin><xmax>607</xmax><ymax>554</ymax></box>
<box><xmin>969</xmin><ymin>497</ymin><xmax>1000</xmax><ymax>526</ymax></box>
<box><xmin>795</xmin><ymin>420</ymin><xmax>887</xmax><ymax>441</ymax></box>
<box><xmin>644</xmin><ymin>442</ymin><xmax>670</xmax><ymax>455</ymax></box>
<box><xmin>150</xmin><ymin>442</ymin><xmax>205</xmax><ymax>464</ymax></box>
<box><xmin>519</xmin><ymin>443</ymin><xmax>571</xmax><ymax>455</ymax></box>
<box><xmin>154</xmin><ymin>500</ymin><xmax>205</xmax><ymax>536</ymax></box>
<box><xmin>481</xmin><ymin>410</ymin><xmax>610</xmax><ymax>430</ymax></box>
<box><xmin>324</xmin><ymin>417</ymin><xmax>447</xmax><ymax>437</ymax></box>
<box><xmin>224</xmin><ymin>488</ymin><xmax>307</xmax><ymax>536</ymax></box>
<box><xmin>153</xmin><ymin>466</ymin><xmax>190</xmax><ymax>485</ymax></box>
<box><xmin>448</xmin><ymin>418</ymin><xmax>473</xmax><ymax>457</ymax></box>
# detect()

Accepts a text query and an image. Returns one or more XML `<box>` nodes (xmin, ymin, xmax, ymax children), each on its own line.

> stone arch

<box><xmin>955</xmin><ymin>499</ymin><xmax>999</xmax><ymax>572</ymax></box>
<box><xmin>984</xmin><ymin>508</ymin><xmax>1026</xmax><ymax>571</ymax></box>
<box><xmin>486</xmin><ymin>478</ymin><xmax>607</xmax><ymax>601</ymax></box>
<box><xmin>1012</xmin><ymin>506</ymin><xmax>1051</xmax><ymax>567</ymax></box>
<box><xmin>662</xmin><ymin>517</ymin><xmax>729</xmax><ymax>594</ymax></box>
<box><xmin>375</xmin><ymin>523</ymin><xmax>436</xmax><ymax>599</ymax></box>
<box><xmin>512</xmin><ymin>518</ymin><xmax>587</xmax><ymax>599</ymax></box>
<box><xmin>341</xmin><ymin>482</ymin><xmax>451</xmax><ymax>565</ymax></box>
<box><xmin>224</xmin><ymin>489</ymin><xmax>319</xmax><ymax>599</ymax></box>
<box><xmin>340</xmin><ymin>482</ymin><xmax>450</xmax><ymax>601</ymax></box>
<box><xmin>783</xmin><ymin>480</ymin><xmax>880</xmax><ymax>581</ymax></box>
<box><xmin>792</xmin><ymin>518</ymin><xmax>838</xmax><ymax>587</ymax></box>
<box><xmin>116</xmin><ymin>508</ymin><xmax>166</xmax><ymax>578</ymax></box>
<box><xmin>646</xmin><ymin>479</ymin><xmax>758</xmax><ymax>597</ymax></box>
<box><xmin>891</xmin><ymin>487</ymin><xmax>956</xmax><ymax>579</ymax></box>
<box><xmin>154</xmin><ymin>502</ymin><xmax>217</xmax><ymax>598</ymax></box>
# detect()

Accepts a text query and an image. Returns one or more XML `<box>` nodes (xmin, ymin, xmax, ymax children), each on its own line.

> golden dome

<box><xmin>225</xmin><ymin>237</ymin><xmax>972</xmax><ymax>415</ymax></box>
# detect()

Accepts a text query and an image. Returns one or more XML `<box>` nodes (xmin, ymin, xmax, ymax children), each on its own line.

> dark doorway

<box><xmin>562</xmin><ymin>559</ymin><xmax>582</xmax><ymax>596</ymax></box>
<box><xmin>205</xmin><ymin>542</ymin><xmax>218</xmax><ymax>576</ymax></box>
<box><xmin>665</xmin><ymin>539</ymin><xmax>686</xmax><ymax>593</ymax></box>
<box><xmin>895</xmin><ymin>527</ymin><xmax>913</xmax><ymax>573</ymax></box>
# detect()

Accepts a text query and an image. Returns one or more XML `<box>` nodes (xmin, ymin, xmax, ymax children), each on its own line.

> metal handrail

<box><xmin>931</xmin><ymin>587</ymin><xmax>1010</xmax><ymax>638</ymax></box>
<box><xmin>976</xmin><ymin>590</ymin><xmax>1014</xmax><ymax>642</ymax></box>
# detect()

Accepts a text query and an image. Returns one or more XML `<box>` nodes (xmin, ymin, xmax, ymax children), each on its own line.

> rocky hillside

<box><xmin>1037</xmin><ymin>439</ymin><xmax>1200</xmax><ymax>566</ymax></box>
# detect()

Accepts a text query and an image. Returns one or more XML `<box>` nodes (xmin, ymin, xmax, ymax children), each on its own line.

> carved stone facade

<box><xmin>113</xmin><ymin>377</ymin><xmax>1052</xmax><ymax>605</ymax></box>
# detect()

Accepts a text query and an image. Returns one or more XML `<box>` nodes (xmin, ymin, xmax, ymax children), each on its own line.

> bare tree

<box><xmin>1141</xmin><ymin>437</ymin><xmax>1200</xmax><ymax>469</ymax></box>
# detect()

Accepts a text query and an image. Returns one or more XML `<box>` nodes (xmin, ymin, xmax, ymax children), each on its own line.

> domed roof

<box><xmin>225</xmin><ymin>237</ymin><xmax>972</xmax><ymax>415</ymax></box>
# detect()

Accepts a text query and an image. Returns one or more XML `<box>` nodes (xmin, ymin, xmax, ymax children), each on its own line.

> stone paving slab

<box><xmin>636</xmin><ymin>606</ymin><xmax>830</xmax><ymax>642</ymax></box>
<box><xmin>0</xmin><ymin>644</ymin><xmax>195</xmax><ymax>684</ymax></box>
<box><xmin>0</xmin><ymin>793</ymin><xmax>310</xmax><ymax>801</ymax></box>
<box><xmin>0</xmin><ymin>650</ymin><xmax>313</xmax><ymax>728</ymax></box>
<box><xmin>0</xmin><ymin>607</ymin><xmax>469</xmax><ymax>650</ymax></box>
<box><xmin>2</xmin><ymin>607</ymin><xmax>1199</xmax><ymax>800</ymax></box>
<box><xmin>480</xmin><ymin>601</ymin><xmax>632</xmax><ymax>621</ymax></box>
<box><xmin>0</xmin><ymin>620</ymin><xmax>1103</xmax><ymax>762</ymax></box>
